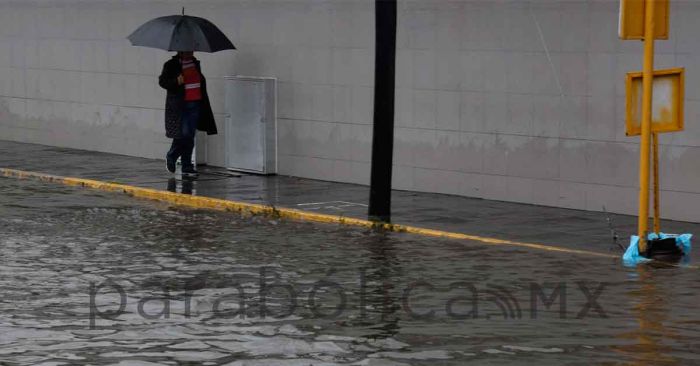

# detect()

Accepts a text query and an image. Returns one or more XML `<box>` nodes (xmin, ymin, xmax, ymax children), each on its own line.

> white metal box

<box><xmin>223</xmin><ymin>76</ymin><xmax>277</xmax><ymax>174</ymax></box>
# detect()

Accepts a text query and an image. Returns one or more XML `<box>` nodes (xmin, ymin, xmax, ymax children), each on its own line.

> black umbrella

<box><xmin>127</xmin><ymin>9</ymin><xmax>235</xmax><ymax>53</ymax></box>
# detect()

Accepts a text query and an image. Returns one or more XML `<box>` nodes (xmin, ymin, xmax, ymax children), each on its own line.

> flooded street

<box><xmin>1</xmin><ymin>177</ymin><xmax>700</xmax><ymax>365</ymax></box>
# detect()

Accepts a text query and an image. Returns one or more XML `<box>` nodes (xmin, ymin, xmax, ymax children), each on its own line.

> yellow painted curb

<box><xmin>1</xmin><ymin>168</ymin><xmax>618</xmax><ymax>259</ymax></box>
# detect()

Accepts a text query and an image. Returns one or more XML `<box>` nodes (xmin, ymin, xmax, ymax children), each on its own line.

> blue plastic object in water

<box><xmin>623</xmin><ymin>232</ymin><xmax>692</xmax><ymax>266</ymax></box>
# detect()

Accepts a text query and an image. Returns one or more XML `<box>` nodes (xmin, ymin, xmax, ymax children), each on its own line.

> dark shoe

<box><xmin>182</xmin><ymin>166</ymin><xmax>199</xmax><ymax>177</ymax></box>
<box><xmin>166</xmin><ymin>156</ymin><xmax>176</xmax><ymax>173</ymax></box>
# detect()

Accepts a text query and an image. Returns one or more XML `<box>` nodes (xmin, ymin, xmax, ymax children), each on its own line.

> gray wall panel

<box><xmin>1</xmin><ymin>0</ymin><xmax>699</xmax><ymax>222</ymax></box>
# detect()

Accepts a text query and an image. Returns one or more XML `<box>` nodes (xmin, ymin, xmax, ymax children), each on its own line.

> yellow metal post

<box><xmin>652</xmin><ymin>132</ymin><xmax>661</xmax><ymax>234</ymax></box>
<box><xmin>637</xmin><ymin>0</ymin><xmax>657</xmax><ymax>254</ymax></box>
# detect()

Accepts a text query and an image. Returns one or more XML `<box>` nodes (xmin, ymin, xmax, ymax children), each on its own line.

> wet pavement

<box><xmin>1</xmin><ymin>139</ymin><xmax>698</xmax><ymax>255</ymax></box>
<box><xmin>1</xmin><ymin>140</ymin><xmax>700</xmax><ymax>365</ymax></box>
<box><xmin>2</xmin><ymin>176</ymin><xmax>700</xmax><ymax>365</ymax></box>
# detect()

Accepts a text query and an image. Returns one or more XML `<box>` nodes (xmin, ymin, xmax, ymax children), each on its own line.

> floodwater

<box><xmin>1</xmin><ymin>177</ymin><xmax>699</xmax><ymax>366</ymax></box>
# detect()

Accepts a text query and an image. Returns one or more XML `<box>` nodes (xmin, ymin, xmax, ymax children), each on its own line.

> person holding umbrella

<box><xmin>158</xmin><ymin>50</ymin><xmax>216</xmax><ymax>176</ymax></box>
<box><xmin>127</xmin><ymin>9</ymin><xmax>235</xmax><ymax>176</ymax></box>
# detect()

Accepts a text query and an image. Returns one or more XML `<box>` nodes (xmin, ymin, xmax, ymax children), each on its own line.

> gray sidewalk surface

<box><xmin>1</xmin><ymin>140</ymin><xmax>697</xmax><ymax>255</ymax></box>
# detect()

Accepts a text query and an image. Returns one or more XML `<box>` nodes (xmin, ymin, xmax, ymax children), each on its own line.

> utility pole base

<box><xmin>640</xmin><ymin>237</ymin><xmax>684</xmax><ymax>262</ymax></box>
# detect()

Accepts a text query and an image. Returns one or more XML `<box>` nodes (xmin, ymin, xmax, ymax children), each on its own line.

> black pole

<box><xmin>368</xmin><ymin>0</ymin><xmax>397</xmax><ymax>222</ymax></box>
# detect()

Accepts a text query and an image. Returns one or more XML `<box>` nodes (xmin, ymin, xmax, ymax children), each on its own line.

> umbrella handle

<box><xmin>182</xmin><ymin>7</ymin><xmax>184</xmax><ymax>16</ymax></box>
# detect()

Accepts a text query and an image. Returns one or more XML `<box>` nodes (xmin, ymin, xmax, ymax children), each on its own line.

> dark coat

<box><xmin>158</xmin><ymin>55</ymin><xmax>218</xmax><ymax>139</ymax></box>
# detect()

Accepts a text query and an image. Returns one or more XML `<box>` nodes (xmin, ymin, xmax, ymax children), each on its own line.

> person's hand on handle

<box><xmin>177</xmin><ymin>74</ymin><xmax>184</xmax><ymax>85</ymax></box>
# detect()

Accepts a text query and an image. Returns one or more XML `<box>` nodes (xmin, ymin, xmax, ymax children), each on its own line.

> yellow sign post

<box><xmin>652</xmin><ymin>132</ymin><xmax>660</xmax><ymax>234</ymax></box>
<box><xmin>636</xmin><ymin>0</ymin><xmax>656</xmax><ymax>253</ymax></box>
<box><xmin>626</xmin><ymin>67</ymin><xmax>684</xmax><ymax>244</ymax></box>
<box><xmin>621</xmin><ymin>0</ymin><xmax>684</xmax><ymax>254</ymax></box>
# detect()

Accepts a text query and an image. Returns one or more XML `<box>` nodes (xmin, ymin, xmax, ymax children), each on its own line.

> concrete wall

<box><xmin>1</xmin><ymin>0</ymin><xmax>700</xmax><ymax>222</ymax></box>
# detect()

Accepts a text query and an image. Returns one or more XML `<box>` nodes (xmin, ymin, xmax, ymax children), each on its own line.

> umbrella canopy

<box><xmin>127</xmin><ymin>13</ymin><xmax>235</xmax><ymax>53</ymax></box>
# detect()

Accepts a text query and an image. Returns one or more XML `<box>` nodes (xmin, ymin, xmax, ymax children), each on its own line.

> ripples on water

<box><xmin>1</xmin><ymin>177</ymin><xmax>699</xmax><ymax>365</ymax></box>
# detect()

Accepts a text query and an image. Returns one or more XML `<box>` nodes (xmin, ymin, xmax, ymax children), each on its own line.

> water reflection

<box><xmin>616</xmin><ymin>266</ymin><xmax>679</xmax><ymax>365</ymax></box>
<box><xmin>166</xmin><ymin>177</ymin><xmax>194</xmax><ymax>195</ymax></box>
<box><xmin>358</xmin><ymin>233</ymin><xmax>402</xmax><ymax>339</ymax></box>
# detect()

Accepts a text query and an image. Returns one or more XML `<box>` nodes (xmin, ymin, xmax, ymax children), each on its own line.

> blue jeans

<box><xmin>167</xmin><ymin>101</ymin><xmax>200</xmax><ymax>169</ymax></box>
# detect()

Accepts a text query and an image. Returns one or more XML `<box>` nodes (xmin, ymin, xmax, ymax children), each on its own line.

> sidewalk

<box><xmin>1</xmin><ymin>140</ymin><xmax>696</xmax><ymax>255</ymax></box>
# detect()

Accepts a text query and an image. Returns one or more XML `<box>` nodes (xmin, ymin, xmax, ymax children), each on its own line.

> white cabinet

<box><xmin>223</xmin><ymin>76</ymin><xmax>277</xmax><ymax>174</ymax></box>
